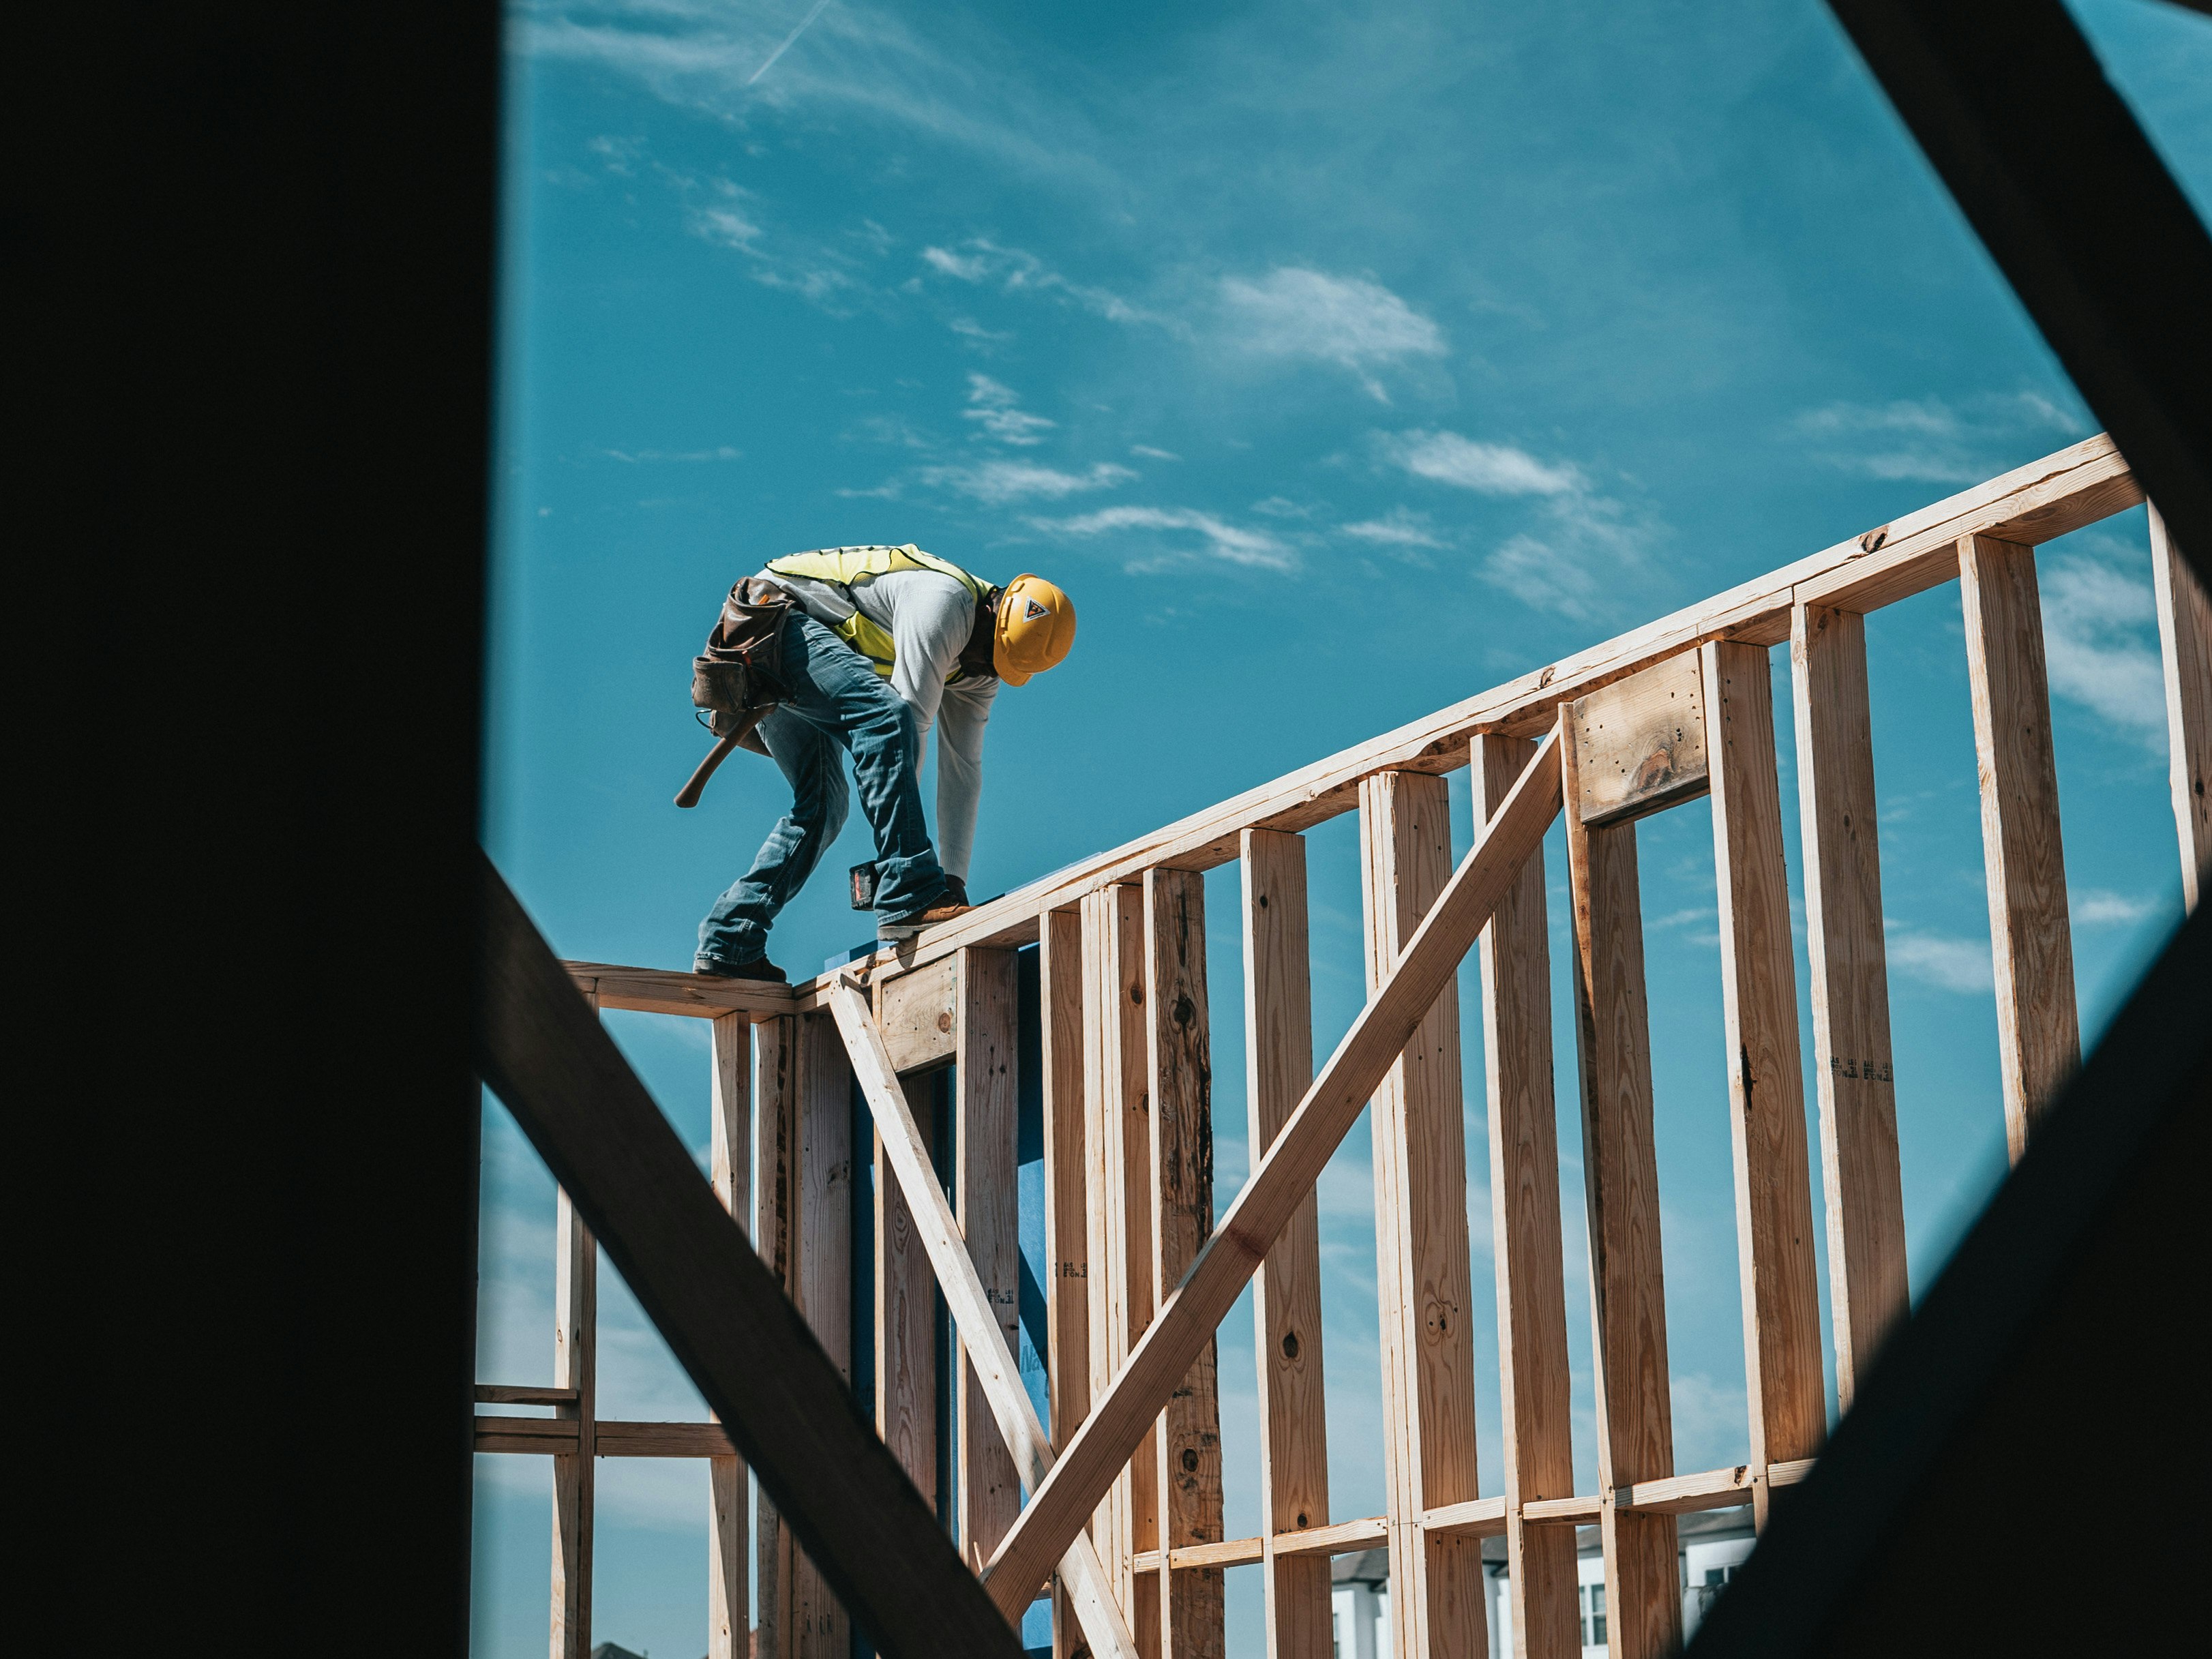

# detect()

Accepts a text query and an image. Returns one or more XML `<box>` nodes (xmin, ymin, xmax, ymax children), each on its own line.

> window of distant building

<box><xmin>1581</xmin><ymin>1581</ymin><xmax>1607</xmax><ymax>1646</ymax></box>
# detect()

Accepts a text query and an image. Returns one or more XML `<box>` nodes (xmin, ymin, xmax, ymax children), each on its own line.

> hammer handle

<box><xmin>675</xmin><ymin>732</ymin><xmax>743</xmax><ymax>809</ymax></box>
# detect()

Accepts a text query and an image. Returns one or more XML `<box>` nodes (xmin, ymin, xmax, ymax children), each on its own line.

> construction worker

<box><xmin>694</xmin><ymin>544</ymin><xmax>1075</xmax><ymax>982</ymax></box>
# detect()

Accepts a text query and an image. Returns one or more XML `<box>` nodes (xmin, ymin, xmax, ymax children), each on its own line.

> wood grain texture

<box><xmin>796</xmin><ymin>438</ymin><xmax>2136</xmax><ymax>996</ymax></box>
<box><xmin>958</xmin><ymin>949</ymin><xmax>1023</xmax><ymax>1568</ymax></box>
<box><xmin>565</xmin><ymin>961</ymin><xmax>792</xmax><ymax>1020</ymax></box>
<box><xmin>877</xmin><ymin>1073</ymin><xmax>938</xmax><ymax>1504</ymax></box>
<box><xmin>753</xmin><ymin>1015</ymin><xmax>796</xmax><ymax>1659</ymax></box>
<box><xmin>1561</xmin><ymin>732</ymin><xmax>1679</xmax><ymax>1659</ymax></box>
<box><xmin>1238</xmin><ymin>829</ymin><xmax>1332</xmax><ymax>1659</ymax></box>
<box><xmin>1359</xmin><ymin>771</ymin><xmax>1485</xmax><ymax>1659</ymax></box>
<box><xmin>827</xmin><ymin>981</ymin><xmax>1141</xmax><ymax>1659</ymax></box>
<box><xmin>2150</xmin><ymin>505</ymin><xmax>2212</xmax><ymax>908</ymax></box>
<box><xmin>879</xmin><ymin>954</ymin><xmax>959</xmax><ymax>1074</ymax></box>
<box><xmin>792</xmin><ymin>1011</ymin><xmax>855</xmax><ymax>1659</ymax></box>
<box><xmin>1081</xmin><ymin>885</ymin><xmax>1159</xmax><ymax>1645</ymax></box>
<box><xmin>475</xmin><ymin>860</ymin><xmax>1023</xmax><ymax>1659</ymax></box>
<box><xmin>985</xmin><ymin>728</ymin><xmax>1563</xmax><ymax>1621</ymax></box>
<box><xmin>1790</xmin><ymin>605</ymin><xmax>1910</xmax><ymax>1413</ymax></box>
<box><xmin>708</xmin><ymin>1013</ymin><xmax>751</xmax><ymax>1659</ymax></box>
<box><xmin>1039</xmin><ymin>911</ymin><xmax>1092</xmax><ymax>1659</ymax></box>
<box><xmin>1702</xmin><ymin>641</ymin><xmax>1826</xmax><ymax>1525</ymax></box>
<box><xmin>1474</xmin><ymin>735</ymin><xmax>1580</xmax><ymax>1659</ymax></box>
<box><xmin>1144</xmin><ymin>869</ymin><xmax>1225</xmax><ymax>1659</ymax></box>
<box><xmin>1960</xmin><ymin>534</ymin><xmax>2080</xmax><ymax>1161</ymax></box>
<box><xmin>1571</xmin><ymin>653</ymin><xmax>1709</xmax><ymax>826</ymax></box>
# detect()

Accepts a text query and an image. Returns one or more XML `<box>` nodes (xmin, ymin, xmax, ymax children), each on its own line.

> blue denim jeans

<box><xmin>696</xmin><ymin>612</ymin><xmax>947</xmax><ymax>970</ymax></box>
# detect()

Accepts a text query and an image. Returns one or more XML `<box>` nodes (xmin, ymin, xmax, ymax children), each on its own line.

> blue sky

<box><xmin>473</xmin><ymin>3</ymin><xmax>2211</xmax><ymax>1655</ymax></box>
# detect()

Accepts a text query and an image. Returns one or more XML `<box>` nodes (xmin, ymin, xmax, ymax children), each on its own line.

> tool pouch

<box><xmin>691</xmin><ymin>578</ymin><xmax>793</xmax><ymax>756</ymax></box>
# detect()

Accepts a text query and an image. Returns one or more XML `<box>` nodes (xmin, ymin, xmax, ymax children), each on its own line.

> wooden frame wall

<box><xmin>477</xmin><ymin>438</ymin><xmax>2207</xmax><ymax>1659</ymax></box>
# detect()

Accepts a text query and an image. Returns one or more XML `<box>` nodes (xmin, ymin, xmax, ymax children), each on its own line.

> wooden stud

<box><xmin>1790</xmin><ymin>604</ymin><xmax>1910</xmax><ymax>1411</ymax></box>
<box><xmin>1473</xmin><ymin>736</ymin><xmax>1580</xmax><ymax>1659</ymax></box>
<box><xmin>708</xmin><ymin>1013</ymin><xmax>751</xmax><ymax>1659</ymax></box>
<box><xmin>877</xmin><ymin>953</ymin><xmax>961</xmax><ymax>1075</ymax></box>
<box><xmin>1358</xmin><ymin>772</ymin><xmax>1485</xmax><ymax>1659</ymax></box>
<box><xmin>985</xmin><ymin>725</ymin><xmax>1562</xmax><ymax>1617</ymax></box>
<box><xmin>790</xmin><ymin>1012</ymin><xmax>854</xmax><ymax>1659</ymax></box>
<box><xmin>551</xmin><ymin>988</ymin><xmax>598</xmax><ymax>1659</ymax></box>
<box><xmin>753</xmin><ymin>1014</ymin><xmax>796</xmax><ymax>1659</ymax></box>
<box><xmin>827</xmin><ymin>979</ymin><xmax>1141</xmax><ymax>1659</ymax></box>
<box><xmin>550</xmin><ymin>1182</ymin><xmax>596</xmax><ymax>1659</ymax></box>
<box><xmin>1041</xmin><ymin>910</ymin><xmax>1092</xmax><ymax>1659</ymax></box>
<box><xmin>877</xmin><ymin>1072</ymin><xmax>938</xmax><ymax>1504</ymax></box>
<box><xmin>2150</xmin><ymin>505</ymin><xmax>2212</xmax><ymax>908</ymax></box>
<box><xmin>1082</xmin><ymin>884</ymin><xmax>1160</xmax><ymax>1649</ymax></box>
<box><xmin>957</xmin><ymin>948</ymin><xmax>1023</xmax><ymax>1570</ymax></box>
<box><xmin>1702</xmin><ymin>641</ymin><xmax>1827</xmax><ymax>1526</ymax></box>
<box><xmin>1959</xmin><ymin>533</ymin><xmax>2080</xmax><ymax>1161</ymax></box>
<box><xmin>1239</xmin><ymin>828</ymin><xmax>1332</xmax><ymax>1659</ymax></box>
<box><xmin>1561</xmin><ymin>721</ymin><xmax>1679</xmax><ymax>1659</ymax></box>
<box><xmin>1145</xmin><ymin>869</ymin><xmax>1226</xmax><ymax>1659</ymax></box>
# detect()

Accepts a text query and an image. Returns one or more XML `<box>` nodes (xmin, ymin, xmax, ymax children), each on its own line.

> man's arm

<box><xmin>933</xmin><ymin>678</ymin><xmax>993</xmax><ymax>884</ymax></box>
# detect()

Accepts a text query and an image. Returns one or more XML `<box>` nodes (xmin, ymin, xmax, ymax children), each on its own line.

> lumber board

<box><xmin>2150</xmin><ymin>505</ymin><xmax>2212</xmax><ymax>908</ymax></box>
<box><xmin>1039</xmin><ymin>911</ymin><xmax>1090</xmax><ymax>1659</ymax></box>
<box><xmin>798</xmin><ymin>438</ymin><xmax>2135</xmax><ymax>998</ymax></box>
<box><xmin>1474</xmin><ymin>735</ymin><xmax>1581</xmax><ymax>1659</ymax></box>
<box><xmin>1960</xmin><ymin>535</ymin><xmax>2080</xmax><ymax>1161</ymax></box>
<box><xmin>708</xmin><ymin>1013</ymin><xmax>751</xmax><ymax>1659</ymax></box>
<box><xmin>827</xmin><ymin>981</ymin><xmax>1141</xmax><ymax>1659</ymax></box>
<box><xmin>565</xmin><ymin>961</ymin><xmax>792</xmax><ymax>1020</ymax></box>
<box><xmin>1268</xmin><ymin>1516</ymin><xmax>1390</xmax><ymax>1559</ymax></box>
<box><xmin>792</xmin><ymin>1011</ymin><xmax>854</xmax><ymax>1659</ymax></box>
<box><xmin>876</xmin><ymin>1073</ymin><xmax>938</xmax><ymax>1505</ymax></box>
<box><xmin>983</xmin><ymin>726</ymin><xmax>1564</xmax><ymax>1621</ymax></box>
<box><xmin>475</xmin><ymin>859</ymin><xmax>1024</xmax><ymax>1659</ymax></box>
<box><xmin>476</xmin><ymin>1416</ymin><xmax>581</xmax><ymax>1453</ymax></box>
<box><xmin>1615</xmin><ymin>1465</ymin><xmax>1757</xmax><ymax>1515</ymax></box>
<box><xmin>878</xmin><ymin>953</ymin><xmax>959</xmax><ymax>1074</ymax></box>
<box><xmin>753</xmin><ymin>1014</ymin><xmax>797</xmax><ymax>1659</ymax></box>
<box><xmin>1791</xmin><ymin>604</ymin><xmax>1910</xmax><ymax>1412</ymax></box>
<box><xmin>1561</xmin><ymin>734</ymin><xmax>1679</xmax><ymax>1659</ymax></box>
<box><xmin>957</xmin><ymin>949</ymin><xmax>1023</xmax><ymax>1568</ymax></box>
<box><xmin>1703</xmin><ymin>641</ymin><xmax>1826</xmax><ymax>1527</ymax></box>
<box><xmin>1239</xmin><ymin>829</ymin><xmax>1333</xmax><ymax>1659</ymax></box>
<box><xmin>552</xmin><ymin>1176</ymin><xmax>596</xmax><ymax>1659</ymax></box>
<box><xmin>1144</xmin><ymin>869</ymin><xmax>1226</xmax><ymax>1659</ymax></box>
<box><xmin>1167</xmin><ymin>1538</ymin><xmax>1267</xmax><ymax>1570</ymax></box>
<box><xmin>1519</xmin><ymin>1495</ymin><xmax>1603</xmax><ymax>1526</ymax></box>
<box><xmin>1420</xmin><ymin>1496</ymin><xmax>1510</xmax><ymax>1540</ymax></box>
<box><xmin>1081</xmin><ymin>884</ymin><xmax>1159</xmax><ymax>1641</ymax></box>
<box><xmin>1360</xmin><ymin>771</ymin><xmax>1485</xmax><ymax>1659</ymax></box>
<box><xmin>475</xmin><ymin>1384</ymin><xmax>577</xmax><ymax>1406</ymax></box>
<box><xmin>1571</xmin><ymin>653</ymin><xmax>1708</xmax><ymax>826</ymax></box>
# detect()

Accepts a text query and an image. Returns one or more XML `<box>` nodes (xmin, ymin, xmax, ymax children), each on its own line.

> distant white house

<box><xmin>1330</xmin><ymin>1510</ymin><xmax>1759</xmax><ymax>1659</ymax></box>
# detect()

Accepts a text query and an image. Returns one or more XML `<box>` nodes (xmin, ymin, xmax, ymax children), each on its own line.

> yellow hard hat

<box><xmin>993</xmin><ymin>573</ymin><xmax>1076</xmax><ymax>685</ymax></box>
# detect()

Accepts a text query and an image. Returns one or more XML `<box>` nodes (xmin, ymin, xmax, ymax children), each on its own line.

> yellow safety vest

<box><xmin>764</xmin><ymin>544</ymin><xmax>992</xmax><ymax>679</ymax></box>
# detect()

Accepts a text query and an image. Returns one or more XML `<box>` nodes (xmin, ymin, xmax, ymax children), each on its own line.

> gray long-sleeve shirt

<box><xmin>757</xmin><ymin>565</ymin><xmax>996</xmax><ymax>882</ymax></box>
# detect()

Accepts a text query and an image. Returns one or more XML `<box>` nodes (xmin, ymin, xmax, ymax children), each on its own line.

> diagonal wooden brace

<box><xmin>827</xmin><ymin>979</ymin><xmax>1143</xmax><ymax>1659</ymax></box>
<box><xmin>981</xmin><ymin>718</ymin><xmax>1566</xmax><ymax>1618</ymax></box>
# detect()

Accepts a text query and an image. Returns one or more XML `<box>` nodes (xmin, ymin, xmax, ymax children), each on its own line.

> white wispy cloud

<box><xmin>1033</xmin><ymin>505</ymin><xmax>1296</xmax><ymax>570</ymax></box>
<box><xmin>598</xmin><ymin>445</ymin><xmax>743</xmax><ymax>463</ymax></box>
<box><xmin>1131</xmin><ymin>445</ymin><xmax>1180</xmax><ymax>462</ymax></box>
<box><xmin>1341</xmin><ymin>507</ymin><xmax>1448</xmax><ymax>552</ymax></box>
<box><xmin>949</xmin><ymin>316</ymin><xmax>1013</xmax><ymax>346</ymax></box>
<box><xmin>920</xmin><ymin>237</ymin><xmax>1163</xmax><ymax>326</ymax></box>
<box><xmin>1378</xmin><ymin>430</ymin><xmax>1580</xmax><ymax>495</ymax></box>
<box><xmin>962</xmin><ymin>373</ymin><xmax>1055</xmax><ymax>445</ymax></box>
<box><xmin>1885</xmin><ymin>923</ymin><xmax>1994</xmax><ymax>993</ymax></box>
<box><xmin>683</xmin><ymin>181</ymin><xmax>861</xmax><ymax>307</ymax></box>
<box><xmin>1221</xmin><ymin>267</ymin><xmax>1446</xmax><ymax>402</ymax></box>
<box><xmin>2038</xmin><ymin>540</ymin><xmax>2166</xmax><ymax>748</ymax></box>
<box><xmin>1794</xmin><ymin>390</ymin><xmax>2084</xmax><ymax>484</ymax></box>
<box><xmin>1484</xmin><ymin>493</ymin><xmax>1654</xmax><ymax>620</ymax></box>
<box><xmin>919</xmin><ymin>458</ymin><xmax>1135</xmax><ymax>505</ymax></box>
<box><xmin>2071</xmin><ymin>888</ymin><xmax>2157</xmax><ymax>927</ymax></box>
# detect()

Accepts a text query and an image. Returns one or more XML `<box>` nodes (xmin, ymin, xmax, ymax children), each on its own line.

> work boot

<box><xmin>877</xmin><ymin>882</ymin><xmax>974</xmax><ymax>942</ymax></box>
<box><xmin>693</xmin><ymin>955</ymin><xmax>788</xmax><ymax>984</ymax></box>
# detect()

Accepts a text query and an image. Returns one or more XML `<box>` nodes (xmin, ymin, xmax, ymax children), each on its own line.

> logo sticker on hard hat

<box><xmin>1023</xmin><ymin>599</ymin><xmax>1050</xmax><ymax>621</ymax></box>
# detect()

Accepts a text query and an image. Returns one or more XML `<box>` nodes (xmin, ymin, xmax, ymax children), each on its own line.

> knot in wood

<box><xmin>1280</xmin><ymin>1330</ymin><xmax>1300</xmax><ymax>1360</ymax></box>
<box><xmin>1181</xmin><ymin>1448</ymin><xmax>1199</xmax><ymax>1472</ymax></box>
<box><xmin>1172</xmin><ymin>993</ymin><xmax>1196</xmax><ymax>1028</ymax></box>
